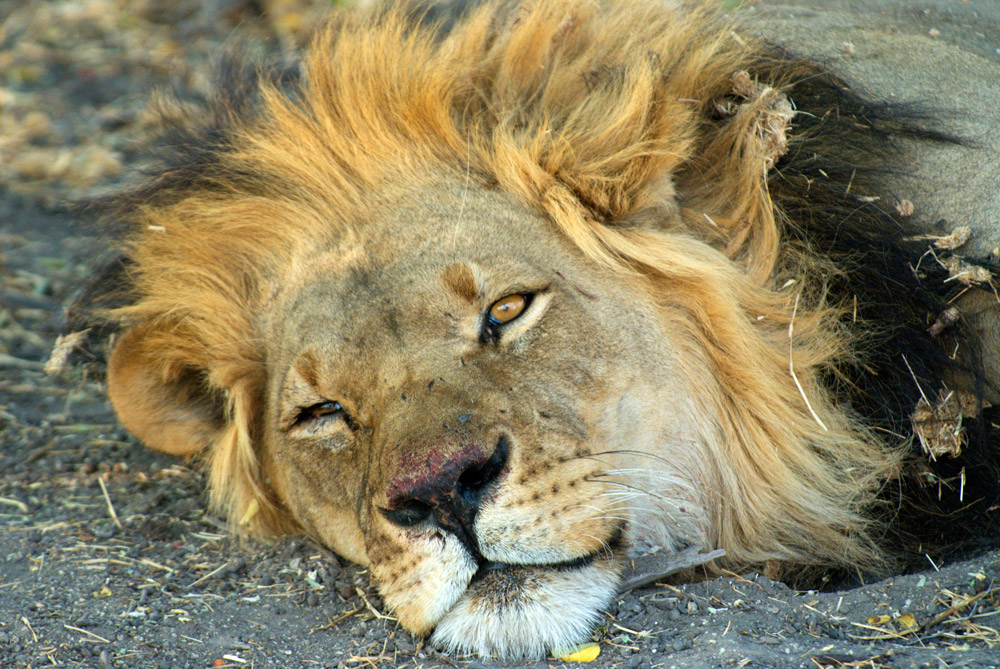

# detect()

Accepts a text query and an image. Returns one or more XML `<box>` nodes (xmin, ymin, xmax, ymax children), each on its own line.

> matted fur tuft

<box><xmin>80</xmin><ymin>0</ymin><xmax>998</xmax><ymax>578</ymax></box>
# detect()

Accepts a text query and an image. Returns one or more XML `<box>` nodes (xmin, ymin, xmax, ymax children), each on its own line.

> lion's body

<box><xmin>82</xmin><ymin>0</ymin><xmax>999</xmax><ymax>658</ymax></box>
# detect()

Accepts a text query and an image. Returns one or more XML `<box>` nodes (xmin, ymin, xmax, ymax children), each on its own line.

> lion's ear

<box><xmin>107</xmin><ymin>325</ymin><xmax>225</xmax><ymax>456</ymax></box>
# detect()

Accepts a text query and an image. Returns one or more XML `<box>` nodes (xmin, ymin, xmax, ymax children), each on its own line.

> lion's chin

<box><xmin>429</xmin><ymin>557</ymin><xmax>621</xmax><ymax>659</ymax></box>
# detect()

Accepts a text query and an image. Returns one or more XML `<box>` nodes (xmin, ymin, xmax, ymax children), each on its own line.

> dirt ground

<box><xmin>1</xmin><ymin>1</ymin><xmax>998</xmax><ymax>668</ymax></box>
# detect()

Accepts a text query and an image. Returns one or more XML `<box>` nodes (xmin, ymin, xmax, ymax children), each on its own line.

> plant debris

<box><xmin>941</xmin><ymin>255</ymin><xmax>994</xmax><ymax>286</ymax></box>
<box><xmin>727</xmin><ymin>70</ymin><xmax>797</xmax><ymax>171</ymax></box>
<box><xmin>928</xmin><ymin>305</ymin><xmax>961</xmax><ymax>336</ymax></box>
<box><xmin>911</xmin><ymin>389</ymin><xmax>982</xmax><ymax>460</ymax></box>
<box><xmin>906</xmin><ymin>225</ymin><xmax>971</xmax><ymax>250</ymax></box>
<box><xmin>43</xmin><ymin>329</ymin><xmax>89</xmax><ymax>375</ymax></box>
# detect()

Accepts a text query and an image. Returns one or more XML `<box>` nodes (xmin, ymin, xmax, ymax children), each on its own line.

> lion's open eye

<box><xmin>490</xmin><ymin>294</ymin><xmax>527</xmax><ymax>323</ymax></box>
<box><xmin>482</xmin><ymin>293</ymin><xmax>533</xmax><ymax>342</ymax></box>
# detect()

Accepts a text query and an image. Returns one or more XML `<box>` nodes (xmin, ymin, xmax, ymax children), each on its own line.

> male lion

<box><xmin>79</xmin><ymin>0</ymin><xmax>999</xmax><ymax>658</ymax></box>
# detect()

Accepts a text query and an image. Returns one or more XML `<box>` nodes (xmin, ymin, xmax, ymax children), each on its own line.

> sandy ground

<box><xmin>1</xmin><ymin>1</ymin><xmax>998</xmax><ymax>667</ymax></box>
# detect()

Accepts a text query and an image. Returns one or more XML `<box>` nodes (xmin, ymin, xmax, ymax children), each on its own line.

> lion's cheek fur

<box><xmin>367</xmin><ymin>528</ymin><xmax>479</xmax><ymax>635</ymax></box>
<box><xmin>606</xmin><ymin>383</ymin><xmax>715</xmax><ymax>555</ymax></box>
<box><xmin>261</xmin><ymin>445</ymin><xmax>370</xmax><ymax>566</ymax></box>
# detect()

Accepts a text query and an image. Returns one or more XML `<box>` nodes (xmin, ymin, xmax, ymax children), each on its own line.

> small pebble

<box><xmin>623</xmin><ymin>656</ymin><xmax>643</xmax><ymax>669</ymax></box>
<box><xmin>92</xmin><ymin>523</ymin><xmax>117</xmax><ymax>539</ymax></box>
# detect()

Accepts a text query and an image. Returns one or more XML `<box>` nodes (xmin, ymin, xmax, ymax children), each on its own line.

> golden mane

<box><xmin>106</xmin><ymin>0</ymin><xmax>902</xmax><ymax>573</ymax></box>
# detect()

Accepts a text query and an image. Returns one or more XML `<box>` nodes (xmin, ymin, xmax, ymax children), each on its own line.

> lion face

<box><xmin>258</xmin><ymin>180</ymin><xmax>707</xmax><ymax>656</ymax></box>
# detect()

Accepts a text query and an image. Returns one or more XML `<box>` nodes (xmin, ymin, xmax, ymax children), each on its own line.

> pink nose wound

<box><xmin>380</xmin><ymin>436</ymin><xmax>510</xmax><ymax>552</ymax></box>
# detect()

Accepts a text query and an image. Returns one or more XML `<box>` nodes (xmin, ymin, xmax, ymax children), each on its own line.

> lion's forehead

<box><xmin>277</xmin><ymin>185</ymin><xmax>533</xmax><ymax>303</ymax></box>
<box><xmin>264</xmin><ymin>180</ymin><xmax>626</xmax><ymax>375</ymax></box>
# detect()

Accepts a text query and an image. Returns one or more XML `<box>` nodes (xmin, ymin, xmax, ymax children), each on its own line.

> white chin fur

<box><xmin>429</xmin><ymin>561</ymin><xmax>619</xmax><ymax>659</ymax></box>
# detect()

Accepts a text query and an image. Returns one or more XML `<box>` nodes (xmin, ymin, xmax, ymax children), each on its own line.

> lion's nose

<box><xmin>381</xmin><ymin>434</ymin><xmax>510</xmax><ymax>551</ymax></box>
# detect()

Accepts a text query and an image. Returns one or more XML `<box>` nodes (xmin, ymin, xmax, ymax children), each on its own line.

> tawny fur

<box><xmin>106</xmin><ymin>0</ymin><xmax>902</xmax><ymax>584</ymax></box>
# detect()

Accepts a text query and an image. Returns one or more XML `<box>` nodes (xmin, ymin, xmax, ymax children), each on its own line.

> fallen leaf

<box><xmin>556</xmin><ymin>643</ymin><xmax>601</xmax><ymax>662</ymax></box>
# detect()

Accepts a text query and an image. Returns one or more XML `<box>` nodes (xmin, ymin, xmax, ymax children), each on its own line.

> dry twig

<box><xmin>96</xmin><ymin>476</ymin><xmax>123</xmax><ymax>530</ymax></box>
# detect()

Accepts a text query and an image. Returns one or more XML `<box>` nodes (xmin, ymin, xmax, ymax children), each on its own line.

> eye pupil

<box><xmin>489</xmin><ymin>294</ymin><xmax>527</xmax><ymax>324</ymax></box>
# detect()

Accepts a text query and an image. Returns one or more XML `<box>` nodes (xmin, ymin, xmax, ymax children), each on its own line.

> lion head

<box><xmin>85</xmin><ymin>0</ymin><xmax>971</xmax><ymax>658</ymax></box>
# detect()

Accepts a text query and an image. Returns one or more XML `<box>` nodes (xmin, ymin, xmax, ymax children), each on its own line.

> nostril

<box><xmin>381</xmin><ymin>435</ymin><xmax>511</xmax><ymax>540</ymax></box>
<box><xmin>381</xmin><ymin>500</ymin><xmax>433</xmax><ymax>527</ymax></box>
<box><xmin>457</xmin><ymin>434</ymin><xmax>509</xmax><ymax>497</ymax></box>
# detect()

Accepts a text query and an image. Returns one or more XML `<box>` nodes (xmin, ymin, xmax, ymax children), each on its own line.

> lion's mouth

<box><xmin>430</xmin><ymin>523</ymin><xmax>627</xmax><ymax>658</ymax></box>
<box><xmin>469</xmin><ymin>522</ymin><xmax>625</xmax><ymax>583</ymax></box>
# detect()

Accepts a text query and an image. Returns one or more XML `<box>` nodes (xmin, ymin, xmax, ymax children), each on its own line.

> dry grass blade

<box><xmin>310</xmin><ymin>606</ymin><xmax>363</xmax><ymax>634</ymax></box>
<box><xmin>0</xmin><ymin>496</ymin><xmax>29</xmax><ymax>513</ymax></box>
<box><xmin>0</xmin><ymin>353</ymin><xmax>45</xmax><ymax>371</ymax></box>
<box><xmin>96</xmin><ymin>476</ymin><xmax>123</xmax><ymax>530</ymax></box>
<box><xmin>789</xmin><ymin>292</ymin><xmax>829</xmax><ymax>431</ymax></box>
<box><xmin>187</xmin><ymin>561</ymin><xmax>235</xmax><ymax>589</ymax></box>
<box><xmin>812</xmin><ymin>653</ymin><xmax>893</xmax><ymax>668</ymax></box>
<box><xmin>137</xmin><ymin>557</ymin><xmax>175</xmax><ymax>574</ymax></box>
<box><xmin>619</xmin><ymin>547</ymin><xmax>727</xmax><ymax>593</ymax></box>
<box><xmin>356</xmin><ymin>588</ymin><xmax>396</xmax><ymax>621</ymax></box>
<box><xmin>848</xmin><ymin>620</ymin><xmax>917</xmax><ymax>640</ymax></box>
<box><xmin>63</xmin><ymin>624</ymin><xmax>110</xmax><ymax>643</ymax></box>
<box><xmin>921</xmin><ymin>587</ymin><xmax>991</xmax><ymax>632</ymax></box>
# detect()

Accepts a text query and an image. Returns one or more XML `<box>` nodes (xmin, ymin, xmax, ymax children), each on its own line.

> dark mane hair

<box><xmin>759</xmin><ymin>55</ymin><xmax>1000</xmax><ymax>565</ymax></box>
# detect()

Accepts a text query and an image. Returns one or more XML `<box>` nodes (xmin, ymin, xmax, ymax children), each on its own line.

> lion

<box><xmin>76</xmin><ymin>0</ymin><xmax>1000</xmax><ymax>658</ymax></box>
